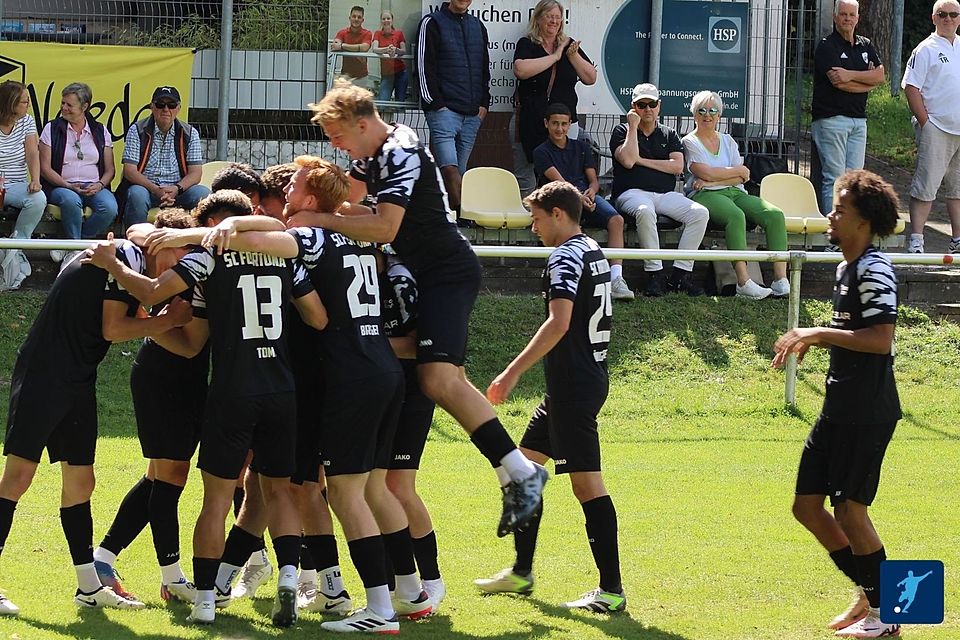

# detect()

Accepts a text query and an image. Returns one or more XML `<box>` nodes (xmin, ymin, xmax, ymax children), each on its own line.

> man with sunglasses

<box><xmin>811</xmin><ymin>0</ymin><xmax>884</xmax><ymax>215</ymax></box>
<box><xmin>609</xmin><ymin>83</ymin><xmax>709</xmax><ymax>297</ymax></box>
<box><xmin>121</xmin><ymin>86</ymin><xmax>209</xmax><ymax>229</ymax></box>
<box><xmin>902</xmin><ymin>0</ymin><xmax>960</xmax><ymax>254</ymax></box>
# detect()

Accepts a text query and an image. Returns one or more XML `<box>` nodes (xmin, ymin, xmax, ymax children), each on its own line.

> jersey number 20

<box><xmin>237</xmin><ymin>274</ymin><xmax>283</xmax><ymax>340</ymax></box>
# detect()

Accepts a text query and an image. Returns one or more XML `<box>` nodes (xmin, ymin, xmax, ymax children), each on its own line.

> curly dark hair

<box><xmin>210</xmin><ymin>165</ymin><xmax>264</xmax><ymax>199</ymax></box>
<box><xmin>260</xmin><ymin>163</ymin><xmax>298</xmax><ymax>200</ymax></box>
<box><xmin>154</xmin><ymin>208</ymin><xmax>197</xmax><ymax>229</ymax></box>
<box><xmin>523</xmin><ymin>181</ymin><xmax>582</xmax><ymax>223</ymax></box>
<box><xmin>194</xmin><ymin>189</ymin><xmax>253</xmax><ymax>226</ymax></box>
<box><xmin>834</xmin><ymin>170</ymin><xmax>900</xmax><ymax>238</ymax></box>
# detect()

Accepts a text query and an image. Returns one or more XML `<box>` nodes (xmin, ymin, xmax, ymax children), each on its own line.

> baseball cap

<box><xmin>631</xmin><ymin>83</ymin><xmax>660</xmax><ymax>103</ymax></box>
<box><xmin>152</xmin><ymin>86</ymin><xmax>181</xmax><ymax>104</ymax></box>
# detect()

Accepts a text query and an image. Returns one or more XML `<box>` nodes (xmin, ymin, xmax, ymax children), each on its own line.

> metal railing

<box><xmin>2</xmin><ymin>238</ymin><xmax>952</xmax><ymax>408</ymax></box>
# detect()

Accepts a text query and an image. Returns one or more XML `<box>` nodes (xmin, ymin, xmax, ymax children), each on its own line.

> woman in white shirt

<box><xmin>0</xmin><ymin>81</ymin><xmax>46</xmax><ymax>243</ymax></box>
<box><xmin>681</xmin><ymin>90</ymin><xmax>789</xmax><ymax>299</ymax></box>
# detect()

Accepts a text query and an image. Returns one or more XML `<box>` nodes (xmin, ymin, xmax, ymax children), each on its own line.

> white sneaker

<box><xmin>0</xmin><ymin>592</ymin><xmax>20</xmax><ymax>616</ymax></box>
<box><xmin>610</xmin><ymin>276</ymin><xmax>635</xmax><ymax>301</ymax></box>
<box><xmin>834</xmin><ymin>607</ymin><xmax>900</xmax><ymax>637</ymax></box>
<box><xmin>232</xmin><ymin>553</ymin><xmax>273</xmax><ymax>599</ymax></box>
<box><xmin>391</xmin><ymin>589</ymin><xmax>432</xmax><ymax>619</ymax></box>
<box><xmin>829</xmin><ymin>588</ymin><xmax>870</xmax><ymax>630</ymax></box>
<box><xmin>735</xmin><ymin>279</ymin><xmax>772</xmax><ymax>300</ymax></box>
<box><xmin>49</xmin><ymin>249</ymin><xmax>65</xmax><ymax>263</ymax></box>
<box><xmin>74</xmin><ymin>586</ymin><xmax>145</xmax><ymax>609</ymax></box>
<box><xmin>320</xmin><ymin>607</ymin><xmax>400</xmax><ymax>633</ymax></box>
<box><xmin>298</xmin><ymin>582</ymin><xmax>352</xmax><ymax>615</ymax></box>
<box><xmin>423</xmin><ymin>579</ymin><xmax>445</xmax><ymax>614</ymax></box>
<box><xmin>770</xmin><ymin>278</ymin><xmax>790</xmax><ymax>298</ymax></box>
<box><xmin>474</xmin><ymin>568</ymin><xmax>534</xmax><ymax>594</ymax></box>
<box><xmin>161</xmin><ymin>579</ymin><xmax>197</xmax><ymax>604</ymax></box>
<box><xmin>907</xmin><ymin>234</ymin><xmax>924</xmax><ymax>254</ymax></box>
<box><xmin>187</xmin><ymin>599</ymin><xmax>216</xmax><ymax>624</ymax></box>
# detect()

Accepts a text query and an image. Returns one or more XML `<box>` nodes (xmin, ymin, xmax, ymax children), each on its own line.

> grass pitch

<box><xmin>0</xmin><ymin>291</ymin><xmax>956</xmax><ymax>639</ymax></box>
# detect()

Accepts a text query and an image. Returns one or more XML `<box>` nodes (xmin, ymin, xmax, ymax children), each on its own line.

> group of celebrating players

<box><xmin>0</xmin><ymin>79</ymin><xmax>626</xmax><ymax>633</ymax></box>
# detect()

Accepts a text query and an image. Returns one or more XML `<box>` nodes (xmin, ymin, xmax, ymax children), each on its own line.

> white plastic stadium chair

<box><xmin>460</xmin><ymin>167</ymin><xmax>532</xmax><ymax>230</ymax></box>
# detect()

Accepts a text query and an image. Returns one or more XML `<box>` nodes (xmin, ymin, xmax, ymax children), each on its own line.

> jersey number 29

<box><xmin>344</xmin><ymin>254</ymin><xmax>381</xmax><ymax>319</ymax></box>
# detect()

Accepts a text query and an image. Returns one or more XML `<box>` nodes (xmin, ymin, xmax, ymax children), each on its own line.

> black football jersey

<box><xmin>17</xmin><ymin>241</ymin><xmax>143</xmax><ymax>386</ymax></box>
<box><xmin>289</xmin><ymin>227</ymin><xmax>401</xmax><ymax>380</ymax></box>
<box><xmin>134</xmin><ymin>284</ymin><xmax>211</xmax><ymax>380</ymax></box>
<box><xmin>349</xmin><ymin>124</ymin><xmax>472</xmax><ymax>273</ymax></box>
<box><xmin>542</xmin><ymin>234</ymin><xmax>611</xmax><ymax>400</ymax></box>
<box><xmin>380</xmin><ymin>258</ymin><xmax>418</xmax><ymax>339</ymax></box>
<box><xmin>172</xmin><ymin>246</ymin><xmax>299</xmax><ymax>396</ymax></box>
<box><xmin>822</xmin><ymin>245</ymin><xmax>901</xmax><ymax>423</ymax></box>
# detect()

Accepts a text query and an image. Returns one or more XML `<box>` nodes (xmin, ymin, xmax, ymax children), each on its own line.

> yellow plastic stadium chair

<box><xmin>47</xmin><ymin>204</ymin><xmax>93</xmax><ymax>220</ymax></box>
<box><xmin>760</xmin><ymin>173</ymin><xmax>822</xmax><ymax>218</ymax></box>
<box><xmin>783</xmin><ymin>216</ymin><xmax>806</xmax><ymax>234</ymax></box>
<box><xmin>804</xmin><ymin>216</ymin><xmax>829</xmax><ymax>234</ymax></box>
<box><xmin>200</xmin><ymin>161</ymin><xmax>233</xmax><ymax>188</ymax></box>
<box><xmin>460</xmin><ymin>167</ymin><xmax>532</xmax><ymax>230</ymax></box>
<box><xmin>893</xmin><ymin>219</ymin><xmax>906</xmax><ymax>234</ymax></box>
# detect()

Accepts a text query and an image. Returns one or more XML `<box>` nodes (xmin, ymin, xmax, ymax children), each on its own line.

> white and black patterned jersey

<box><xmin>349</xmin><ymin>124</ymin><xmax>472</xmax><ymax>273</ymax></box>
<box><xmin>823</xmin><ymin>245</ymin><xmax>901</xmax><ymax>423</ymax></box>
<box><xmin>288</xmin><ymin>227</ymin><xmax>401</xmax><ymax>381</ymax></box>
<box><xmin>542</xmin><ymin>234</ymin><xmax>611</xmax><ymax>400</ymax></box>
<box><xmin>380</xmin><ymin>258</ymin><xmax>418</xmax><ymax>338</ymax></box>
<box><xmin>18</xmin><ymin>241</ymin><xmax>143</xmax><ymax>386</ymax></box>
<box><xmin>172</xmin><ymin>246</ymin><xmax>301</xmax><ymax>396</ymax></box>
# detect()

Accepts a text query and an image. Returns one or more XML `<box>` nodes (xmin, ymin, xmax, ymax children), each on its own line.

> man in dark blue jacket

<box><xmin>416</xmin><ymin>0</ymin><xmax>491</xmax><ymax>210</ymax></box>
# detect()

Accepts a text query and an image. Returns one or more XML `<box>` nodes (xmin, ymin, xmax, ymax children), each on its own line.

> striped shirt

<box><xmin>0</xmin><ymin>114</ymin><xmax>38</xmax><ymax>184</ymax></box>
<box><xmin>121</xmin><ymin>120</ymin><xmax>203</xmax><ymax>186</ymax></box>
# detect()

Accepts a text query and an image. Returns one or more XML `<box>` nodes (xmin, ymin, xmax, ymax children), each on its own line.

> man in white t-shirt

<box><xmin>902</xmin><ymin>0</ymin><xmax>960</xmax><ymax>253</ymax></box>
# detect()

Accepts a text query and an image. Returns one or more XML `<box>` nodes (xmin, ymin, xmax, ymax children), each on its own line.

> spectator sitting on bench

<box><xmin>533</xmin><ymin>103</ymin><xmax>634</xmax><ymax>300</ymax></box>
<box><xmin>610</xmin><ymin>83</ymin><xmax>708</xmax><ymax>297</ymax></box>
<box><xmin>681</xmin><ymin>90</ymin><xmax>789</xmax><ymax>300</ymax></box>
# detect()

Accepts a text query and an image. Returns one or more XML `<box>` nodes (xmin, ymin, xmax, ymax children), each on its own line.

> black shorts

<box><xmin>389</xmin><ymin>360</ymin><xmax>436</xmax><ymax>470</ymax></box>
<box><xmin>321</xmin><ymin>372</ymin><xmax>404</xmax><ymax>477</ymax></box>
<box><xmin>518</xmin><ymin>394</ymin><xmax>606</xmax><ymax>475</ymax></box>
<box><xmin>130</xmin><ymin>361</ymin><xmax>206</xmax><ymax>462</ymax></box>
<box><xmin>415</xmin><ymin>250</ymin><xmax>481</xmax><ymax>366</ymax></box>
<box><xmin>198</xmin><ymin>391</ymin><xmax>297</xmax><ymax>480</ymax></box>
<box><xmin>795</xmin><ymin>416</ymin><xmax>898</xmax><ymax>507</ymax></box>
<box><xmin>4</xmin><ymin>359</ymin><xmax>98</xmax><ymax>466</ymax></box>
<box><xmin>292</xmin><ymin>364</ymin><xmax>326</xmax><ymax>485</ymax></box>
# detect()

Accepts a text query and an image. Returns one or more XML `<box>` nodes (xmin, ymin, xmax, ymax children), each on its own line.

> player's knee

<box><xmin>418</xmin><ymin>370</ymin><xmax>453</xmax><ymax>403</ymax></box>
<box><xmin>0</xmin><ymin>465</ymin><xmax>36</xmax><ymax>500</ymax></box>
<box><xmin>569</xmin><ymin>474</ymin><xmax>606</xmax><ymax>503</ymax></box>
<box><xmin>385</xmin><ymin>474</ymin><xmax>416</xmax><ymax>505</ymax></box>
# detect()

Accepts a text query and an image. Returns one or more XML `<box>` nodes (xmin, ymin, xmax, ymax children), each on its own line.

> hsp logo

<box><xmin>0</xmin><ymin>55</ymin><xmax>26</xmax><ymax>83</ymax></box>
<box><xmin>880</xmin><ymin>560</ymin><xmax>944</xmax><ymax>624</ymax></box>
<box><xmin>708</xmin><ymin>17</ymin><xmax>741</xmax><ymax>54</ymax></box>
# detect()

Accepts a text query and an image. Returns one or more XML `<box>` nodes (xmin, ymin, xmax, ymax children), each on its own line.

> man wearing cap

<box><xmin>609</xmin><ymin>83</ymin><xmax>709</xmax><ymax>297</ymax></box>
<box><xmin>121</xmin><ymin>86</ymin><xmax>209</xmax><ymax>228</ymax></box>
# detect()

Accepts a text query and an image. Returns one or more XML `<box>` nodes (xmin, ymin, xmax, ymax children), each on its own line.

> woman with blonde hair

<box><xmin>512</xmin><ymin>0</ymin><xmax>597</xmax><ymax>191</ymax></box>
<box><xmin>682</xmin><ymin>90</ymin><xmax>789</xmax><ymax>299</ymax></box>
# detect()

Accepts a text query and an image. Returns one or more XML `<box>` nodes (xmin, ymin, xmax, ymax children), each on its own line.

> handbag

<box><xmin>742</xmin><ymin>154</ymin><xmax>787</xmax><ymax>196</ymax></box>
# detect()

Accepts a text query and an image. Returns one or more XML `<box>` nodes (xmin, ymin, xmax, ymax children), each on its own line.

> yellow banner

<box><xmin>0</xmin><ymin>42</ymin><xmax>194</xmax><ymax>186</ymax></box>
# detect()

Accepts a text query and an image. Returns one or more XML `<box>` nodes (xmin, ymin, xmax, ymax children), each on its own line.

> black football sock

<box><xmin>299</xmin><ymin>536</ymin><xmax>316</xmax><ymax>571</ymax></box>
<box><xmin>347</xmin><ymin>536</ymin><xmax>389</xmax><ymax>589</ymax></box>
<box><xmin>60</xmin><ymin>501</ymin><xmax>95</xmax><ymax>566</ymax></box>
<box><xmin>382</xmin><ymin>527</ymin><xmax>417</xmax><ymax>577</ymax></box>
<box><xmin>582</xmin><ymin>495</ymin><xmax>622</xmax><ymax>594</ymax></box>
<box><xmin>829</xmin><ymin>546</ymin><xmax>860</xmax><ymax>585</ymax></box>
<box><xmin>469</xmin><ymin>418</ymin><xmax>517</xmax><ymax>468</ymax></box>
<box><xmin>149</xmin><ymin>480</ymin><xmax>185</xmax><ymax>566</ymax></box>
<box><xmin>221</xmin><ymin>525</ymin><xmax>263</xmax><ymax>567</ymax></box>
<box><xmin>305</xmin><ymin>534</ymin><xmax>339</xmax><ymax>571</ymax></box>
<box><xmin>412</xmin><ymin>530</ymin><xmax>441</xmax><ymax>581</ymax></box>
<box><xmin>0</xmin><ymin>498</ymin><xmax>16</xmax><ymax>559</ymax></box>
<box><xmin>382</xmin><ymin>535</ymin><xmax>396</xmax><ymax>591</ymax></box>
<box><xmin>272</xmin><ymin>535</ymin><xmax>300</xmax><ymax>570</ymax></box>
<box><xmin>100</xmin><ymin>476</ymin><xmax>153</xmax><ymax>556</ymax></box>
<box><xmin>512</xmin><ymin>497</ymin><xmax>542</xmax><ymax>576</ymax></box>
<box><xmin>854</xmin><ymin>547</ymin><xmax>886</xmax><ymax>608</ymax></box>
<box><xmin>194</xmin><ymin>557</ymin><xmax>220</xmax><ymax>591</ymax></box>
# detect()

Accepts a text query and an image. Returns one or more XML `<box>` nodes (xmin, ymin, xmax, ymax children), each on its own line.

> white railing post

<box><xmin>784</xmin><ymin>251</ymin><xmax>805</xmax><ymax>406</ymax></box>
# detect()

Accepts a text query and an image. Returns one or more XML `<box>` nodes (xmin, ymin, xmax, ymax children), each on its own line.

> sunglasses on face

<box><xmin>937</xmin><ymin>11</ymin><xmax>960</xmax><ymax>18</ymax></box>
<box><xmin>74</xmin><ymin>140</ymin><xmax>84</xmax><ymax>161</ymax></box>
<box><xmin>634</xmin><ymin>100</ymin><xmax>659</xmax><ymax>109</ymax></box>
<box><xmin>697</xmin><ymin>107</ymin><xmax>720</xmax><ymax>116</ymax></box>
<box><xmin>154</xmin><ymin>102</ymin><xmax>179</xmax><ymax>110</ymax></box>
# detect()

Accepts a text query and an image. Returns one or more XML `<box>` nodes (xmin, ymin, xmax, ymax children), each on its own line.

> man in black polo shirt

<box><xmin>609</xmin><ymin>83</ymin><xmax>708</xmax><ymax>296</ymax></box>
<box><xmin>477</xmin><ymin>181</ymin><xmax>624</xmax><ymax>613</ymax></box>
<box><xmin>773</xmin><ymin>170</ymin><xmax>901</xmax><ymax>639</ymax></box>
<box><xmin>0</xmin><ymin>240</ymin><xmax>191</xmax><ymax>615</ymax></box>
<box><xmin>811</xmin><ymin>0</ymin><xmax>884</xmax><ymax>213</ymax></box>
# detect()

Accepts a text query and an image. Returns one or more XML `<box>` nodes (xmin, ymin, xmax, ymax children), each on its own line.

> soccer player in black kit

<box><xmin>773</xmin><ymin>170</ymin><xmax>902</xmax><ymax>639</ymax></box>
<box><xmin>0</xmin><ymin>238</ymin><xmax>192</xmax><ymax>616</ymax></box>
<box><xmin>477</xmin><ymin>182</ymin><xmax>626</xmax><ymax>613</ymax></box>
<box><xmin>289</xmin><ymin>79</ymin><xmax>546</xmax><ymax>537</ymax></box>
<box><xmin>82</xmin><ymin>190</ymin><xmax>327</xmax><ymax>628</ymax></box>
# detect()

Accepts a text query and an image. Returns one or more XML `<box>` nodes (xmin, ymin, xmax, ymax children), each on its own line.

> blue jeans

<box><xmin>124</xmin><ymin>183</ymin><xmax>210</xmax><ymax>228</ymax></box>
<box><xmin>811</xmin><ymin>115</ymin><xmax>867</xmax><ymax>212</ymax></box>
<box><xmin>581</xmin><ymin>195</ymin><xmax>620</xmax><ymax>229</ymax></box>
<box><xmin>378</xmin><ymin>68</ymin><xmax>409</xmax><ymax>102</ymax></box>
<box><xmin>2</xmin><ymin>182</ymin><xmax>46</xmax><ymax>239</ymax></box>
<box><xmin>49</xmin><ymin>186</ymin><xmax>118</xmax><ymax>239</ymax></box>
<box><xmin>425</xmin><ymin>108</ymin><xmax>482</xmax><ymax>177</ymax></box>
